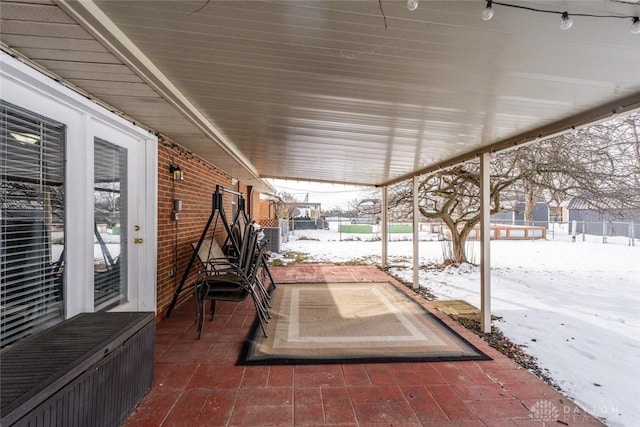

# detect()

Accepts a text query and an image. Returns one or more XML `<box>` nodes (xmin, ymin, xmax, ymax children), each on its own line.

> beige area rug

<box><xmin>237</xmin><ymin>282</ymin><xmax>490</xmax><ymax>365</ymax></box>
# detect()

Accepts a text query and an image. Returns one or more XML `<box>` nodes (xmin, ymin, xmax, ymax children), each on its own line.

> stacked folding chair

<box><xmin>193</xmin><ymin>222</ymin><xmax>271</xmax><ymax>339</ymax></box>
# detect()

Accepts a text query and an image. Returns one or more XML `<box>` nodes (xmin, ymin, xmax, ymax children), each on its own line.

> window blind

<box><xmin>1</xmin><ymin>100</ymin><xmax>65</xmax><ymax>349</ymax></box>
<box><xmin>93</xmin><ymin>138</ymin><xmax>127</xmax><ymax>311</ymax></box>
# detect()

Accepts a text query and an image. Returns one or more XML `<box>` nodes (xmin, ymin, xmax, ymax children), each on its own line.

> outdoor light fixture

<box><xmin>407</xmin><ymin>0</ymin><xmax>418</xmax><ymax>12</ymax></box>
<box><xmin>631</xmin><ymin>17</ymin><xmax>640</xmax><ymax>34</ymax></box>
<box><xmin>560</xmin><ymin>12</ymin><xmax>573</xmax><ymax>30</ymax></box>
<box><xmin>482</xmin><ymin>1</ymin><xmax>494</xmax><ymax>21</ymax></box>
<box><xmin>169</xmin><ymin>163</ymin><xmax>184</xmax><ymax>181</ymax></box>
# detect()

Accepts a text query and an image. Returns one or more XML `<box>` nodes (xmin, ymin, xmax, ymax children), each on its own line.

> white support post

<box><xmin>480</xmin><ymin>152</ymin><xmax>492</xmax><ymax>334</ymax></box>
<box><xmin>381</xmin><ymin>186</ymin><xmax>388</xmax><ymax>269</ymax></box>
<box><xmin>412</xmin><ymin>176</ymin><xmax>420</xmax><ymax>290</ymax></box>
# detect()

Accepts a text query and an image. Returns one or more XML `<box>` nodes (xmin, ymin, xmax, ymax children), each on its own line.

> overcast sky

<box><xmin>267</xmin><ymin>179</ymin><xmax>376</xmax><ymax>210</ymax></box>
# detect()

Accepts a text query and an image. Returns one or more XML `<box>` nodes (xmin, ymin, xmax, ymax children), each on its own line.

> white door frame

<box><xmin>1</xmin><ymin>52</ymin><xmax>158</xmax><ymax>315</ymax></box>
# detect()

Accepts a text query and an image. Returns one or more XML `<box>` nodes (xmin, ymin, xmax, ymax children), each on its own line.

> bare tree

<box><xmin>513</xmin><ymin>112</ymin><xmax>640</xmax><ymax>218</ymax></box>
<box><xmin>94</xmin><ymin>184</ymin><xmax>120</xmax><ymax>227</ymax></box>
<box><xmin>388</xmin><ymin>152</ymin><xmax>523</xmax><ymax>264</ymax></box>
<box><xmin>274</xmin><ymin>191</ymin><xmax>297</xmax><ymax>219</ymax></box>
<box><xmin>386</xmin><ymin>112</ymin><xmax>640</xmax><ymax>264</ymax></box>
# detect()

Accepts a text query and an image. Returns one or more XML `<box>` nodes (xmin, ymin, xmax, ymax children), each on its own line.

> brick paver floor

<box><xmin>124</xmin><ymin>264</ymin><xmax>604</xmax><ymax>427</ymax></box>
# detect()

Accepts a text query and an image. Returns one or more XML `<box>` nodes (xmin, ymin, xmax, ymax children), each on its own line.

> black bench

<box><xmin>1</xmin><ymin>312</ymin><xmax>155</xmax><ymax>427</ymax></box>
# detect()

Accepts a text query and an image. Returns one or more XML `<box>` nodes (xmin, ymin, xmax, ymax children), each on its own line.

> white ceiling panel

<box><xmin>2</xmin><ymin>0</ymin><xmax>640</xmax><ymax>189</ymax></box>
<box><xmin>0</xmin><ymin>0</ymin><xmax>274</xmax><ymax>191</ymax></box>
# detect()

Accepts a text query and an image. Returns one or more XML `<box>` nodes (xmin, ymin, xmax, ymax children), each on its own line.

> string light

<box><xmin>560</xmin><ymin>12</ymin><xmax>573</xmax><ymax>30</ymax></box>
<box><xmin>404</xmin><ymin>0</ymin><xmax>640</xmax><ymax>34</ymax></box>
<box><xmin>482</xmin><ymin>0</ymin><xmax>494</xmax><ymax>21</ymax></box>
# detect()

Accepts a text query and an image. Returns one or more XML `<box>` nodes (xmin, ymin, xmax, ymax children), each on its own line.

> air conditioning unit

<box><xmin>262</xmin><ymin>227</ymin><xmax>281</xmax><ymax>253</ymax></box>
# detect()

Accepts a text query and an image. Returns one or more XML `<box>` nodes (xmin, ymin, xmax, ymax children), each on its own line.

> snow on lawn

<box><xmin>278</xmin><ymin>226</ymin><xmax>640</xmax><ymax>427</ymax></box>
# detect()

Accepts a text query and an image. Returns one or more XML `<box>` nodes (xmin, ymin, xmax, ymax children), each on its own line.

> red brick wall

<box><xmin>257</xmin><ymin>198</ymin><xmax>273</xmax><ymax>223</ymax></box>
<box><xmin>157</xmin><ymin>139</ymin><xmax>247</xmax><ymax>319</ymax></box>
<box><xmin>251</xmin><ymin>187</ymin><xmax>273</xmax><ymax>223</ymax></box>
<box><xmin>236</xmin><ymin>183</ymin><xmax>266</xmax><ymax>221</ymax></box>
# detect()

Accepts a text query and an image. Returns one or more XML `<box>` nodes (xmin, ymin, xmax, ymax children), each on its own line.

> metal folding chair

<box><xmin>194</xmin><ymin>222</ymin><xmax>270</xmax><ymax>339</ymax></box>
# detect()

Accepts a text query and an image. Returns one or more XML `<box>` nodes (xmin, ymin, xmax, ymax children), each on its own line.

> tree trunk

<box><xmin>523</xmin><ymin>181</ymin><xmax>542</xmax><ymax>224</ymax></box>
<box><xmin>448</xmin><ymin>225</ymin><xmax>469</xmax><ymax>264</ymax></box>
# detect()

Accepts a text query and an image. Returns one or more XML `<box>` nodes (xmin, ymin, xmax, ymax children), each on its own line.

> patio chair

<box><xmin>223</xmin><ymin>222</ymin><xmax>244</xmax><ymax>259</ymax></box>
<box><xmin>192</xmin><ymin>237</ymin><xmax>233</xmax><ymax>276</ymax></box>
<box><xmin>192</xmin><ymin>229</ymin><xmax>272</xmax><ymax>307</ymax></box>
<box><xmin>194</xmin><ymin>221</ymin><xmax>270</xmax><ymax>339</ymax></box>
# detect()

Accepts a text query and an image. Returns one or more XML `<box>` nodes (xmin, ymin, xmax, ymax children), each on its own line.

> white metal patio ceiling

<box><xmin>1</xmin><ymin>0</ymin><xmax>640</xmax><ymax>191</ymax></box>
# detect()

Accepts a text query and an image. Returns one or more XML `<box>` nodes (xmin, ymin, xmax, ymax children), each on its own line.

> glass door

<box><xmin>2</xmin><ymin>52</ymin><xmax>158</xmax><ymax>335</ymax></box>
<box><xmin>92</xmin><ymin>124</ymin><xmax>145</xmax><ymax>312</ymax></box>
<box><xmin>93</xmin><ymin>138</ymin><xmax>128</xmax><ymax>310</ymax></box>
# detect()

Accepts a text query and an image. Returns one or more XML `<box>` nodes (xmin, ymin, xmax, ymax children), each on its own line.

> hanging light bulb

<box><xmin>407</xmin><ymin>0</ymin><xmax>419</xmax><ymax>11</ymax></box>
<box><xmin>560</xmin><ymin>12</ymin><xmax>573</xmax><ymax>30</ymax></box>
<box><xmin>631</xmin><ymin>17</ymin><xmax>640</xmax><ymax>34</ymax></box>
<box><xmin>482</xmin><ymin>0</ymin><xmax>494</xmax><ymax>21</ymax></box>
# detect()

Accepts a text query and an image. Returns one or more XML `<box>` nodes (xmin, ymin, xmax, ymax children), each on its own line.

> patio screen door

<box><xmin>92</xmin><ymin>124</ymin><xmax>145</xmax><ymax>312</ymax></box>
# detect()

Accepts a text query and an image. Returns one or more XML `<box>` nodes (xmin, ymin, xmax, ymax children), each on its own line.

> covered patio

<box><xmin>124</xmin><ymin>265</ymin><xmax>603</xmax><ymax>427</ymax></box>
<box><xmin>3</xmin><ymin>0</ymin><xmax>638</xmax><ymax>322</ymax></box>
<box><xmin>1</xmin><ymin>0</ymin><xmax>638</xmax><ymax>425</ymax></box>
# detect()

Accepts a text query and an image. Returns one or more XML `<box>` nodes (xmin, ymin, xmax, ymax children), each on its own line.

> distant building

<box><xmin>567</xmin><ymin>198</ymin><xmax>640</xmax><ymax>238</ymax></box>
<box><xmin>491</xmin><ymin>201</ymin><xmax>549</xmax><ymax>226</ymax></box>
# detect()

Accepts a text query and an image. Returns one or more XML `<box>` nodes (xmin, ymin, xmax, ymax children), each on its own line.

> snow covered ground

<box><xmin>277</xmin><ymin>223</ymin><xmax>640</xmax><ymax>427</ymax></box>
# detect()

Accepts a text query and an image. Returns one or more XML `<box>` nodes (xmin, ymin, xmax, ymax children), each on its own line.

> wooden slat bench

<box><xmin>0</xmin><ymin>312</ymin><xmax>155</xmax><ymax>427</ymax></box>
